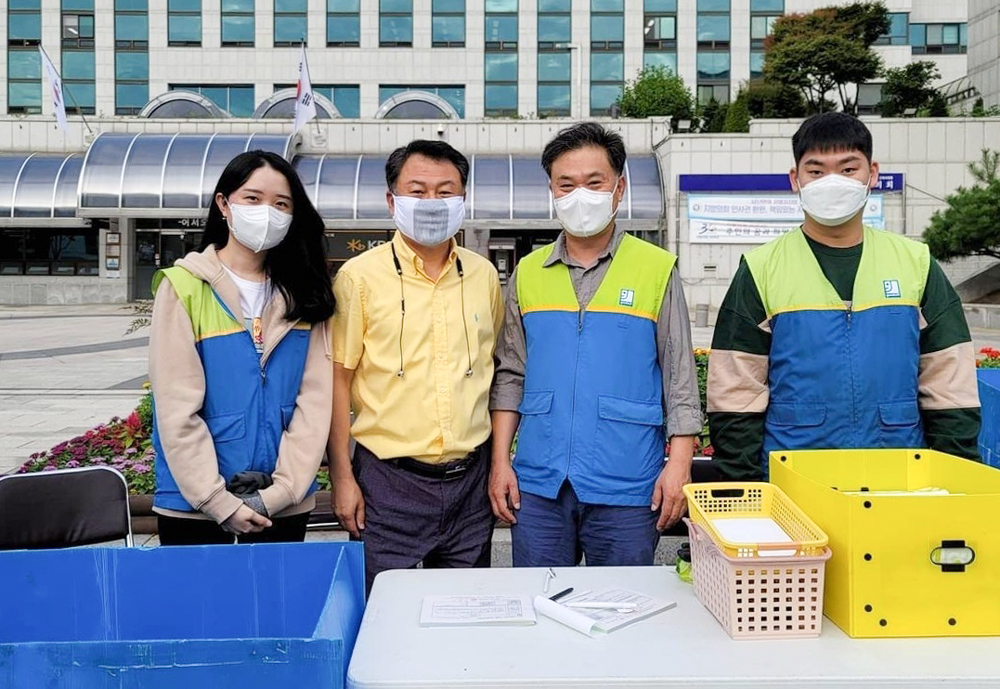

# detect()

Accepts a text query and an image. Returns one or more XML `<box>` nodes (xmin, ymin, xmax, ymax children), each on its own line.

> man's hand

<box><xmin>489</xmin><ymin>461</ymin><xmax>521</xmax><ymax>524</ymax></box>
<box><xmin>652</xmin><ymin>435</ymin><xmax>695</xmax><ymax>530</ymax></box>
<box><xmin>332</xmin><ymin>473</ymin><xmax>366</xmax><ymax>538</ymax></box>
<box><xmin>222</xmin><ymin>504</ymin><xmax>272</xmax><ymax>534</ymax></box>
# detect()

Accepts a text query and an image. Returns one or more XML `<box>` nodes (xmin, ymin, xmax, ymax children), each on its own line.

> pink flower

<box><xmin>65</xmin><ymin>460</ymin><xmax>80</xmax><ymax>468</ymax></box>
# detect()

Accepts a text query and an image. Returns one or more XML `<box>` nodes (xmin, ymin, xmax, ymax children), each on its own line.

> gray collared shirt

<box><xmin>490</xmin><ymin>224</ymin><xmax>703</xmax><ymax>438</ymax></box>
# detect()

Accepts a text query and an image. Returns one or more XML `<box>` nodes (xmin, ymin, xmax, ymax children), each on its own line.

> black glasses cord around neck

<box><xmin>391</xmin><ymin>243</ymin><xmax>474</xmax><ymax>380</ymax></box>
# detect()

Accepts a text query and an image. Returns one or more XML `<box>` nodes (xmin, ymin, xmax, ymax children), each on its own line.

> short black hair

<box><xmin>792</xmin><ymin>113</ymin><xmax>873</xmax><ymax>166</ymax></box>
<box><xmin>541</xmin><ymin>122</ymin><xmax>627</xmax><ymax>178</ymax></box>
<box><xmin>385</xmin><ymin>140</ymin><xmax>469</xmax><ymax>192</ymax></box>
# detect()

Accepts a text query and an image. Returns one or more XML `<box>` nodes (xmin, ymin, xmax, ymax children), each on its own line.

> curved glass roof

<box><xmin>77</xmin><ymin>133</ymin><xmax>296</xmax><ymax>215</ymax></box>
<box><xmin>0</xmin><ymin>153</ymin><xmax>85</xmax><ymax>224</ymax></box>
<box><xmin>139</xmin><ymin>91</ymin><xmax>232</xmax><ymax>119</ymax></box>
<box><xmin>293</xmin><ymin>154</ymin><xmax>662</xmax><ymax>224</ymax></box>
<box><xmin>375</xmin><ymin>91</ymin><xmax>460</xmax><ymax>120</ymax></box>
<box><xmin>253</xmin><ymin>89</ymin><xmax>340</xmax><ymax>119</ymax></box>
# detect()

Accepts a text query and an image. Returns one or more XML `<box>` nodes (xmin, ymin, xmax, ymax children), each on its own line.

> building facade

<box><xmin>968</xmin><ymin>0</ymin><xmax>1000</xmax><ymax>107</ymax></box>
<box><xmin>4</xmin><ymin>0</ymin><xmax>971</xmax><ymax>120</ymax></box>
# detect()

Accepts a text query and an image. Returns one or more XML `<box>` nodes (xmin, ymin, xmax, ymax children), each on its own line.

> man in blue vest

<box><xmin>489</xmin><ymin>123</ymin><xmax>703</xmax><ymax>567</ymax></box>
<box><xmin>709</xmin><ymin>113</ymin><xmax>981</xmax><ymax>480</ymax></box>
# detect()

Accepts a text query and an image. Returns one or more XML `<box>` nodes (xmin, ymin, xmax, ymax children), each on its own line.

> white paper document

<box><xmin>419</xmin><ymin>595</ymin><xmax>537</xmax><ymax>627</ymax></box>
<box><xmin>709</xmin><ymin>517</ymin><xmax>796</xmax><ymax>557</ymax></box>
<box><xmin>534</xmin><ymin>588</ymin><xmax>676</xmax><ymax>637</ymax></box>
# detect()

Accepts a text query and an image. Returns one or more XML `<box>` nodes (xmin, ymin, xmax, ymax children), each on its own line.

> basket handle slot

<box><xmin>709</xmin><ymin>488</ymin><xmax>745</xmax><ymax>499</ymax></box>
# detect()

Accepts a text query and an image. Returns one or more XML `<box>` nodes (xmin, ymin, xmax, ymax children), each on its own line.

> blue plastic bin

<box><xmin>0</xmin><ymin>542</ymin><xmax>365</xmax><ymax>689</ymax></box>
<box><xmin>978</xmin><ymin>369</ymin><xmax>1000</xmax><ymax>468</ymax></box>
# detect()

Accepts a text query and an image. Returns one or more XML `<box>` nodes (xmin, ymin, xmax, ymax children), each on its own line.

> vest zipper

<box><xmin>567</xmin><ymin>309</ymin><xmax>584</xmax><ymax>479</ymax></box>
<box><xmin>846</xmin><ymin>308</ymin><xmax>857</xmax><ymax>442</ymax></box>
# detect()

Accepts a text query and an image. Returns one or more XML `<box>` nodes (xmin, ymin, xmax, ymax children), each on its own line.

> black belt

<box><xmin>390</xmin><ymin>446</ymin><xmax>484</xmax><ymax>482</ymax></box>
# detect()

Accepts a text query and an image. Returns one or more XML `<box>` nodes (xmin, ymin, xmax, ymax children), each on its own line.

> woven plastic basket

<box><xmin>686</xmin><ymin>519</ymin><xmax>832</xmax><ymax>639</ymax></box>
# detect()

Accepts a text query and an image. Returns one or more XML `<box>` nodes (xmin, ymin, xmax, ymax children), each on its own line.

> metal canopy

<box><xmin>77</xmin><ymin>133</ymin><xmax>296</xmax><ymax>217</ymax></box>
<box><xmin>293</xmin><ymin>154</ymin><xmax>663</xmax><ymax>228</ymax></box>
<box><xmin>0</xmin><ymin>153</ymin><xmax>87</xmax><ymax>227</ymax></box>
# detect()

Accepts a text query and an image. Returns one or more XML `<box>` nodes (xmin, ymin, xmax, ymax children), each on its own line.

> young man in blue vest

<box><xmin>489</xmin><ymin>123</ymin><xmax>702</xmax><ymax>567</ymax></box>
<box><xmin>708</xmin><ymin>113</ymin><xmax>981</xmax><ymax>480</ymax></box>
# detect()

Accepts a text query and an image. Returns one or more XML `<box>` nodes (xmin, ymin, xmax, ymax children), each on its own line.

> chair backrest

<box><xmin>0</xmin><ymin>467</ymin><xmax>133</xmax><ymax>550</ymax></box>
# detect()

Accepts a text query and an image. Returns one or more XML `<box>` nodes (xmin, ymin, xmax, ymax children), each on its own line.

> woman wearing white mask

<box><xmin>149</xmin><ymin>150</ymin><xmax>335</xmax><ymax>545</ymax></box>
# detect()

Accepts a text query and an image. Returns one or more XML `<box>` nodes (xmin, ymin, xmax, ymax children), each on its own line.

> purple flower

<box><xmin>65</xmin><ymin>460</ymin><xmax>80</xmax><ymax>468</ymax></box>
<box><xmin>132</xmin><ymin>464</ymin><xmax>151</xmax><ymax>474</ymax></box>
<box><xmin>125</xmin><ymin>447</ymin><xmax>138</xmax><ymax>455</ymax></box>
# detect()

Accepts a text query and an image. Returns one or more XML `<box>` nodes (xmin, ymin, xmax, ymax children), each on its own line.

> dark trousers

<box><xmin>157</xmin><ymin>513</ymin><xmax>310</xmax><ymax>546</ymax></box>
<box><xmin>511</xmin><ymin>480</ymin><xmax>660</xmax><ymax>568</ymax></box>
<box><xmin>353</xmin><ymin>443</ymin><xmax>494</xmax><ymax>595</ymax></box>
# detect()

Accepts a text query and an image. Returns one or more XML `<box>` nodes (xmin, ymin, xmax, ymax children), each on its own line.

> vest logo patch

<box><xmin>619</xmin><ymin>289</ymin><xmax>635</xmax><ymax>307</ymax></box>
<box><xmin>883</xmin><ymin>279</ymin><xmax>901</xmax><ymax>298</ymax></box>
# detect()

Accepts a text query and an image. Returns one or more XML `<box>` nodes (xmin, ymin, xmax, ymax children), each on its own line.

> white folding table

<box><xmin>348</xmin><ymin>565</ymin><xmax>1000</xmax><ymax>688</ymax></box>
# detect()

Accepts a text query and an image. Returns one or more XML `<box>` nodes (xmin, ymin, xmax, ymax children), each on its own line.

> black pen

<box><xmin>549</xmin><ymin>587</ymin><xmax>574</xmax><ymax>602</ymax></box>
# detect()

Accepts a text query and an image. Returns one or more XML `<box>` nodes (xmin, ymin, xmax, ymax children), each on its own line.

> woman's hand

<box><xmin>222</xmin><ymin>504</ymin><xmax>273</xmax><ymax>534</ymax></box>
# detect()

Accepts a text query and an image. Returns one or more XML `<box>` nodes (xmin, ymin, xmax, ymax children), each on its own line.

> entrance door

<box><xmin>133</xmin><ymin>231</ymin><xmax>203</xmax><ymax>300</ymax></box>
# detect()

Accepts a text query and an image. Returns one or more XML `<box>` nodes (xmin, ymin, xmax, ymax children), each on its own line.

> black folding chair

<box><xmin>0</xmin><ymin>466</ymin><xmax>134</xmax><ymax>549</ymax></box>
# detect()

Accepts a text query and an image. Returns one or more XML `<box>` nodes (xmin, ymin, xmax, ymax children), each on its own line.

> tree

<box><xmin>743</xmin><ymin>79</ymin><xmax>808</xmax><ymax>119</ymax></box>
<box><xmin>971</xmin><ymin>97</ymin><xmax>1000</xmax><ymax>118</ymax></box>
<box><xmin>723</xmin><ymin>91</ymin><xmax>751</xmax><ymax>132</ymax></box>
<box><xmin>699</xmin><ymin>98</ymin><xmax>729</xmax><ymax>133</ymax></box>
<box><xmin>879</xmin><ymin>61</ymin><xmax>943</xmax><ymax>117</ymax></box>
<box><xmin>923</xmin><ymin>149</ymin><xmax>1000</xmax><ymax>261</ymax></box>
<box><xmin>764</xmin><ymin>2</ymin><xmax>889</xmax><ymax>114</ymax></box>
<box><xmin>616</xmin><ymin>65</ymin><xmax>694</xmax><ymax>125</ymax></box>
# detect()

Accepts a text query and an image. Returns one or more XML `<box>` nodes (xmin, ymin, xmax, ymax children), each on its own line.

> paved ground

<box><xmin>3</xmin><ymin>303</ymin><xmax>1000</xmax><ymax>476</ymax></box>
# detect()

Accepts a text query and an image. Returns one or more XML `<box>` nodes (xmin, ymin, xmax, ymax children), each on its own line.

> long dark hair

<box><xmin>200</xmin><ymin>151</ymin><xmax>335</xmax><ymax>323</ymax></box>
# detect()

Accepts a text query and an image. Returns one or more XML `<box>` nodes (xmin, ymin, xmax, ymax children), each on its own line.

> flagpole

<box><xmin>39</xmin><ymin>45</ymin><xmax>94</xmax><ymax>136</ymax></box>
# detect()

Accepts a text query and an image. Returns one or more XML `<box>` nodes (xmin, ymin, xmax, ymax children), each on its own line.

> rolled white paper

<box><xmin>533</xmin><ymin>595</ymin><xmax>598</xmax><ymax>637</ymax></box>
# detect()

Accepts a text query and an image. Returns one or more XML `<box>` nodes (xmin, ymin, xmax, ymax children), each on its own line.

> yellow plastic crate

<box><xmin>683</xmin><ymin>482</ymin><xmax>828</xmax><ymax>558</ymax></box>
<box><xmin>770</xmin><ymin>448</ymin><xmax>1000</xmax><ymax>638</ymax></box>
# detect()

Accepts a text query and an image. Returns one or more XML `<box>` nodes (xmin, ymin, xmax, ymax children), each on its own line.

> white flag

<box><xmin>38</xmin><ymin>48</ymin><xmax>68</xmax><ymax>133</ymax></box>
<box><xmin>293</xmin><ymin>44</ymin><xmax>316</xmax><ymax>134</ymax></box>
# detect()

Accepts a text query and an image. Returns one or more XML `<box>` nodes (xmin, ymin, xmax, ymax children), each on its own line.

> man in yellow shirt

<box><xmin>330</xmin><ymin>140</ymin><xmax>503</xmax><ymax>592</ymax></box>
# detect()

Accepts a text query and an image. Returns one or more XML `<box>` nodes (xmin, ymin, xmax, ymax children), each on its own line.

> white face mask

<box><xmin>392</xmin><ymin>195</ymin><xmax>465</xmax><ymax>247</ymax></box>
<box><xmin>797</xmin><ymin>174</ymin><xmax>872</xmax><ymax>227</ymax></box>
<box><xmin>553</xmin><ymin>181</ymin><xmax>620</xmax><ymax>238</ymax></box>
<box><xmin>226</xmin><ymin>202</ymin><xmax>293</xmax><ymax>253</ymax></box>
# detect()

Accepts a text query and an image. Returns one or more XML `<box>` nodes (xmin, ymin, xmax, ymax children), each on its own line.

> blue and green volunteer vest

<box><xmin>150</xmin><ymin>267</ymin><xmax>315</xmax><ymax>513</ymax></box>
<box><xmin>744</xmin><ymin>227</ymin><xmax>930</xmax><ymax>476</ymax></box>
<box><xmin>515</xmin><ymin>234</ymin><xmax>676</xmax><ymax>506</ymax></box>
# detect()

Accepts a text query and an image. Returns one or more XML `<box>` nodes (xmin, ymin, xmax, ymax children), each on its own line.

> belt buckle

<box><xmin>442</xmin><ymin>460</ymin><xmax>469</xmax><ymax>481</ymax></box>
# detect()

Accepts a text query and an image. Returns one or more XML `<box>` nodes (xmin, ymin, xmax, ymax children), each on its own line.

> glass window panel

<box><xmin>590</xmin><ymin>84</ymin><xmax>620</xmax><ymax>112</ymax></box>
<box><xmin>485</xmin><ymin>15</ymin><xmax>517</xmax><ymax>42</ymax></box>
<box><xmin>198</xmin><ymin>86</ymin><xmax>226</xmax><ymax>107</ymax></box>
<box><xmin>433</xmin><ymin>0</ymin><xmax>463</xmax><ymax>11</ymax></box>
<box><xmin>169</xmin><ymin>15</ymin><xmax>201</xmax><ymax>42</ymax></box>
<box><xmin>79</xmin><ymin>15</ymin><xmax>95</xmax><ymax>37</ymax></box>
<box><xmin>10</xmin><ymin>0</ymin><xmax>41</xmax><ymax>6</ymax></box>
<box><xmin>63</xmin><ymin>0</ymin><xmax>95</xmax><ymax>9</ymax></box>
<box><xmin>115</xmin><ymin>51</ymin><xmax>148</xmax><ymax>79</ymax></box>
<box><xmin>646</xmin><ymin>16</ymin><xmax>675</xmax><ymax>40</ymax></box>
<box><xmin>9</xmin><ymin>14</ymin><xmax>42</xmax><ymax>40</ymax></box>
<box><xmin>591</xmin><ymin>0</ymin><xmax>622</xmax><ymax>10</ymax></box>
<box><xmin>333</xmin><ymin>86</ymin><xmax>360</xmax><ymax>117</ymax></box>
<box><xmin>275</xmin><ymin>0</ymin><xmax>306</xmax><ymax>10</ymax></box>
<box><xmin>62</xmin><ymin>51</ymin><xmax>95</xmax><ymax>79</ymax></box>
<box><xmin>539</xmin><ymin>0</ymin><xmax>570</xmax><ymax>10</ymax></box>
<box><xmin>7</xmin><ymin>50</ymin><xmax>41</xmax><ymax>79</ymax></box>
<box><xmin>644</xmin><ymin>0</ymin><xmax>676</xmax><ymax>10</ymax></box>
<box><xmin>697</xmin><ymin>15</ymin><xmax>729</xmax><ymax>41</ymax></box>
<box><xmin>275</xmin><ymin>15</ymin><xmax>307</xmax><ymax>42</ymax></box>
<box><xmin>538</xmin><ymin>84</ymin><xmax>570</xmax><ymax>112</ymax></box>
<box><xmin>115</xmin><ymin>0</ymin><xmax>147</xmax><ymax>9</ymax></box>
<box><xmin>379</xmin><ymin>86</ymin><xmax>405</xmax><ymax>102</ymax></box>
<box><xmin>750</xmin><ymin>50</ymin><xmax>764</xmax><ymax>76</ymax></box>
<box><xmin>926</xmin><ymin>24</ymin><xmax>943</xmax><ymax>45</ymax></box>
<box><xmin>328</xmin><ymin>16</ymin><xmax>360</xmax><ymax>42</ymax></box>
<box><xmin>942</xmin><ymin>24</ymin><xmax>959</xmax><ymax>44</ymax></box>
<box><xmin>438</xmin><ymin>86</ymin><xmax>465</xmax><ymax>117</ymax></box>
<box><xmin>960</xmin><ymin>23</ymin><xmax>967</xmax><ymax>46</ymax></box>
<box><xmin>380</xmin><ymin>16</ymin><xmax>413</xmax><ymax>42</ymax></box>
<box><xmin>909</xmin><ymin>23</ymin><xmax>925</xmax><ymax>46</ymax></box>
<box><xmin>591</xmin><ymin>15</ymin><xmax>624</xmax><ymax>41</ymax></box>
<box><xmin>116</xmin><ymin>82</ymin><xmax>148</xmax><ymax>107</ymax></box>
<box><xmin>697</xmin><ymin>0</ymin><xmax>727</xmax><ymax>9</ymax></box>
<box><xmin>857</xmin><ymin>83</ymin><xmax>882</xmax><ymax>107</ymax></box>
<box><xmin>380</xmin><ymin>0</ymin><xmax>411</xmax><ymax>11</ymax></box>
<box><xmin>590</xmin><ymin>52</ymin><xmax>623</xmax><ymax>81</ymax></box>
<box><xmin>8</xmin><ymin>82</ymin><xmax>42</xmax><ymax>108</ymax></box>
<box><xmin>168</xmin><ymin>0</ymin><xmax>200</xmax><ymax>9</ymax></box>
<box><xmin>485</xmin><ymin>84</ymin><xmax>518</xmax><ymax>110</ymax></box>
<box><xmin>538</xmin><ymin>52</ymin><xmax>571</xmax><ymax>81</ymax></box>
<box><xmin>750</xmin><ymin>0</ymin><xmax>781</xmax><ymax>10</ymax></box>
<box><xmin>485</xmin><ymin>0</ymin><xmax>516</xmax><ymax>11</ymax></box>
<box><xmin>66</xmin><ymin>82</ymin><xmax>96</xmax><ymax>107</ymax></box>
<box><xmin>643</xmin><ymin>51</ymin><xmax>676</xmax><ymax>72</ymax></box>
<box><xmin>222</xmin><ymin>0</ymin><xmax>253</xmax><ymax>10</ymax></box>
<box><xmin>327</xmin><ymin>0</ymin><xmax>360</xmax><ymax>10</ymax></box>
<box><xmin>222</xmin><ymin>14</ymin><xmax>254</xmax><ymax>41</ymax></box>
<box><xmin>538</xmin><ymin>15</ymin><xmax>570</xmax><ymax>42</ymax></box>
<box><xmin>433</xmin><ymin>16</ymin><xmax>465</xmax><ymax>43</ymax></box>
<box><xmin>485</xmin><ymin>52</ymin><xmax>518</xmax><ymax>81</ymax></box>
<box><xmin>697</xmin><ymin>51</ymin><xmax>730</xmax><ymax>79</ymax></box>
<box><xmin>229</xmin><ymin>87</ymin><xmax>254</xmax><ymax>117</ymax></box>
<box><xmin>115</xmin><ymin>14</ymin><xmax>148</xmax><ymax>40</ymax></box>
<box><xmin>888</xmin><ymin>13</ymin><xmax>907</xmax><ymax>36</ymax></box>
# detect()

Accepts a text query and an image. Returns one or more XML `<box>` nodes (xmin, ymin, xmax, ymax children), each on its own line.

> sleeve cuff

<box><xmin>667</xmin><ymin>408</ymin><xmax>705</xmax><ymax>438</ymax></box>
<box><xmin>259</xmin><ymin>480</ymin><xmax>297</xmax><ymax>517</ymax></box>
<box><xmin>489</xmin><ymin>386</ymin><xmax>523</xmax><ymax>412</ymax></box>
<box><xmin>199</xmin><ymin>489</ymin><xmax>245</xmax><ymax>525</ymax></box>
